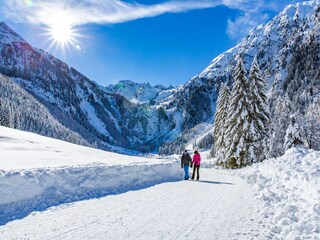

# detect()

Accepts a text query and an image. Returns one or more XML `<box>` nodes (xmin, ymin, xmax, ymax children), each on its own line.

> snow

<box><xmin>195</xmin><ymin>0</ymin><xmax>319</xmax><ymax>95</ymax></box>
<box><xmin>0</xmin><ymin>126</ymin><xmax>263</xmax><ymax>239</ymax></box>
<box><xmin>154</xmin><ymin>88</ymin><xmax>177</xmax><ymax>105</ymax></box>
<box><xmin>185</xmin><ymin>121</ymin><xmax>214</xmax><ymax>150</ymax></box>
<box><xmin>105</xmin><ymin>80</ymin><xmax>173</xmax><ymax>104</ymax></box>
<box><xmin>0</xmin><ymin>169</ymin><xmax>262</xmax><ymax>240</ymax></box>
<box><xmin>0</xmin><ymin>22</ymin><xmax>26</xmax><ymax>44</ymax></box>
<box><xmin>0</xmin><ymin>126</ymin><xmax>180</xmax><ymax>225</ymax></box>
<box><xmin>80</xmin><ymin>99</ymin><xmax>110</xmax><ymax>136</ymax></box>
<box><xmin>1</xmin><ymin>126</ymin><xmax>156</xmax><ymax>170</ymax></box>
<box><xmin>74</xmin><ymin>84</ymin><xmax>111</xmax><ymax>136</ymax></box>
<box><xmin>234</xmin><ymin>148</ymin><xmax>320</xmax><ymax>239</ymax></box>
<box><xmin>1</xmin><ymin>126</ymin><xmax>319</xmax><ymax>239</ymax></box>
<box><xmin>12</xmin><ymin>77</ymin><xmax>59</xmax><ymax>104</ymax></box>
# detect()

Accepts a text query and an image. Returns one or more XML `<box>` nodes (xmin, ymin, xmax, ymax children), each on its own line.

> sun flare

<box><xmin>44</xmin><ymin>13</ymin><xmax>82</xmax><ymax>54</ymax></box>
<box><xmin>49</xmin><ymin>23</ymin><xmax>73</xmax><ymax>44</ymax></box>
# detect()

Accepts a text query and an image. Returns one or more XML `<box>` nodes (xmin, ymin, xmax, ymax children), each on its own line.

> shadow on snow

<box><xmin>194</xmin><ymin>180</ymin><xmax>234</xmax><ymax>185</ymax></box>
<box><xmin>0</xmin><ymin>177</ymin><xmax>180</xmax><ymax>226</ymax></box>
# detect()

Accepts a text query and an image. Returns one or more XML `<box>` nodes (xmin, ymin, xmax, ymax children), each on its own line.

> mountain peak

<box><xmin>199</xmin><ymin>0</ymin><xmax>319</xmax><ymax>80</ymax></box>
<box><xmin>279</xmin><ymin>0</ymin><xmax>319</xmax><ymax>19</ymax></box>
<box><xmin>106</xmin><ymin>80</ymin><xmax>173</xmax><ymax>104</ymax></box>
<box><xmin>0</xmin><ymin>22</ymin><xmax>9</xmax><ymax>28</ymax></box>
<box><xmin>0</xmin><ymin>22</ymin><xmax>27</xmax><ymax>44</ymax></box>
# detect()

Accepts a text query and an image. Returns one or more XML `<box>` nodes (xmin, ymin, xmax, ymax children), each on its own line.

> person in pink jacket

<box><xmin>191</xmin><ymin>151</ymin><xmax>201</xmax><ymax>180</ymax></box>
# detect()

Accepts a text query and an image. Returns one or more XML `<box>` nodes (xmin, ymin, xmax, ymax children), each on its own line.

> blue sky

<box><xmin>0</xmin><ymin>0</ymin><xmax>301</xmax><ymax>87</ymax></box>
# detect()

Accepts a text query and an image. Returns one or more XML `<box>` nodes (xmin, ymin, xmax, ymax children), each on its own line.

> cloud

<box><xmin>224</xmin><ymin>0</ymin><xmax>267</xmax><ymax>40</ymax></box>
<box><xmin>224</xmin><ymin>0</ymin><xmax>302</xmax><ymax>40</ymax></box>
<box><xmin>1</xmin><ymin>0</ymin><xmax>221</xmax><ymax>27</ymax></box>
<box><xmin>227</xmin><ymin>12</ymin><xmax>269</xmax><ymax>40</ymax></box>
<box><xmin>1</xmin><ymin>0</ymin><xmax>303</xmax><ymax>40</ymax></box>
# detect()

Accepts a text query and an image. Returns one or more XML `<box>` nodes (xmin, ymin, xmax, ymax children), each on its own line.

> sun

<box><xmin>49</xmin><ymin>22</ymin><xmax>73</xmax><ymax>44</ymax></box>
<box><xmin>43</xmin><ymin>13</ymin><xmax>82</xmax><ymax>55</ymax></box>
<box><xmin>46</xmin><ymin>20</ymin><xmax>78</xmax><ymax>51</ymax></box>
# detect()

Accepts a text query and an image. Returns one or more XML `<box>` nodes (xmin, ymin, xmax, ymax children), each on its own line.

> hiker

<box><xmin>191</xmin><ymin>151</ymin><xmax>201</xmax><ymax>180</ymax></box>
<box><xmin>181</xmin><ymin>150</ymin><xmax>192</xmax><ymax>180</ymax></box>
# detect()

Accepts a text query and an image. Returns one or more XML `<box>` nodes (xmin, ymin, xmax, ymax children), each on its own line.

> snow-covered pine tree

<box><xmin>0</xmin><ymin>100</ymin><xmax>5</xmax><ymax>126</ymax></box>
<box><xmin>195</xmin><ymin>132</ymin><xmax>214</xmax><ymax>150</ymax></box>
<box><xmin>268</xmin><ymin>94</ymin><xmax>293</xmax><ymax>157</ymax></box>
<box><xmin>301</xmin><ymin>98</ymin><xmax>320</xmax><ymax>150</ymax></box>
<box><xmin>284</xmin><ymin>115</ymin><xmax>304</xmax><ymax>151</ymax></box>
<box><xmin>248</xmin><ymin>57</ymin><xmax>270</xmax><ymax>162</ymax></box>
<box><xmin>211</xmin><ymin>84</ymin><xmax>230</xmax><ymax>164</ymax></box>
<box><xmin>224</xmin><ymin>58</ymin><xmax>254</xmax><ymax>168</ymax></box>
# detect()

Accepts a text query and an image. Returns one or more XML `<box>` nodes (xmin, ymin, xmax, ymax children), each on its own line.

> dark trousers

<box><xmin>192</xmin><ymin>165</ymin><xmax>200</xmax><ymax>180</ymax></box>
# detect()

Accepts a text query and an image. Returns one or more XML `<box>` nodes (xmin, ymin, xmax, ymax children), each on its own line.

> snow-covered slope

<box><xmin>0</xmin><ymin>126</ymin><xmax>179</xmax><ymax>225</ymax></box>
<box><xmin>106</xmin><ymin>80</ymin><xmax>173</xmax><ymax>104</ymax></box>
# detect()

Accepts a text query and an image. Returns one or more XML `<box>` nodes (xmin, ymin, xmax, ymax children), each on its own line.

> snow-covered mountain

<box><xmin>158</xmin><ymin>1</ymin><xmax>320</xmax><ymax>154</ymax></box>
<box><xmin>0</xmin><ymin>1</ymin><xmax>319</xmax><ymax>154</ymax></box>
<box><xmin>0</xmin><ymin>22</ymin><xmax>172</xmax><ymax>152</ymax></box>
<box><xmin>106</xmin><ymin>80</ymin><xmax>173</xmax><ymax>104</ymax></box>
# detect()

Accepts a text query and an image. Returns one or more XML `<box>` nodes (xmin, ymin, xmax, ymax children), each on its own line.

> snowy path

<box><xmin>0</xmin><ymin>169</ymin><xmax>263</xmax><ymax>240</ymax></box>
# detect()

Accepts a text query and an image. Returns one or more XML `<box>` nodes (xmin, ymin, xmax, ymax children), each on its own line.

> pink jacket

<box><xmin>192</xmin><ymin>153</ymin><xmax>201</xmax><ymax>166</ymax></box>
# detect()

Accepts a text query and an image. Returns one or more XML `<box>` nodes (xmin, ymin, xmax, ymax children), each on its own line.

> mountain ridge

<box><xmin>105</xmin><ymin>79</ymin><xmax>174</xmax><ymax>104</ymax></box>
<box><xmin>0</xmin><ymin>22</ymin><xmax>173</xmax><ymax>152</ymax></box>
<box><xmin>0</xmin><ymin>1</ymin><xmax>319</xmax><ymax>154</ymax></box>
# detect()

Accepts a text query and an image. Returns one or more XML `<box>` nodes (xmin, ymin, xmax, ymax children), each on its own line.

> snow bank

<box><xmin>235</xmin><ymin>148</ymin><xmax>320</xmax><ymax>239</ymax></box>
<box><xmin>0</xmin><ymin>162</ymin><xmax>180</xmax><ymax>225</ymax></box>
<box><xmin>0</xmin><ymin>127</ymin><xmax>181</xmax><ymax>225</ymax></box>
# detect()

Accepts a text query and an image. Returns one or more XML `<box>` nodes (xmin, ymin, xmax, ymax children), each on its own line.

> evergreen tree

<box><xmin>0</xmin><ymin>100</ymin><xmax>5</xmax><ymax>126</ymax></box>
<box><xmin>224</xmin><ymin>58</ymin><xmax>254</xmax><ymax>168</ymax></box>
<box><xmin>0</xmin><ymin>99</ymin><xmax>12</xmax><ymax>127</ymax></box>
<box><xmin>268</xmin><ymin>94</ymin><xmax>293</xmax><ymax>157</ymax></box>
<box><xmin>300</xmin><ymin>98</ymin><xmax>320</xmax><ymax>150</ymax></box>
<box><xmin>195</xmin><ymin>132</ymin><xmax>214</xmax><ymax>150</ymax></box>
<box><xmin>284</xmin><ymin>115</ymin><xmax>304</xmax><ymax>151</ymax></box>
<box><xmin>248</xmin><ymin>57</ymin><xmax>270</xmax><ymax>161</ymax></box>
<box><xmin>211</xmin><ymin>84</ymin><xmax>230</xmax><ymax>164</ymax></box>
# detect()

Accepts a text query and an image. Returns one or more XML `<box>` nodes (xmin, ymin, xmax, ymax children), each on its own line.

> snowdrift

<box><xmin>236</xmin><ymin>148</ymin><xmax>320</xmax><ymax>239</ymax></box>
<box><xmin>0</xmin><ymin>127</ymin><xmax>180</xmax><ymax>225</ymax></box>
<box><xmin>0</xmin><ymin>163</ymin><xmax>179</xmax><ymax>225</ymax></box>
